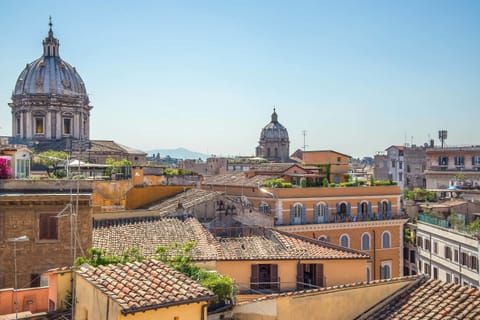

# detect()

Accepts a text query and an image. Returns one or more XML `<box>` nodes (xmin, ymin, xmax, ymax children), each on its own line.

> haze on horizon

<box><xmin>0</xmin><ymin>0</ymin><xmax>479</xmax><ymax>159</ymax></box>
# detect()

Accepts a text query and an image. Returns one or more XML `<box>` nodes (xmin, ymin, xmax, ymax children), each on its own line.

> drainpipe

<box><xmin>373</xmin><ymin>230</ymin><xmax>376</xmax><ymax>280</ymax></box>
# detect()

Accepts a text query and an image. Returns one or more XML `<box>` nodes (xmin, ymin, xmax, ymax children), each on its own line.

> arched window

<box><xmin>290</xmin><ymin>203</ymin><xmax>304</xmax><ymax>225</ymax></box>
<box><xmin>315</xmin><ymin>203</ymin><xmax>328</xmax><ymax>223</ymax></box>
<box><xmin>380</xmin><ymin>262</ymin><xmax>392</xmax><ymax>279</ymax></box>
<box><xmin>340</xmin><ymin>234</ymin><xmax>350</xmax><ymax>248</ymax></box>
<box><xmin>340</xmin><ymin>203</ymin><xmax>347</xmax><ymax>214</ymax></box>
<box><xmin>382</xmin><ymin>231</ymin><xmax>391</xmax><ymax>248</ymax></box>
<box><xmin>361</xmin><ymin>233</ymin><xmax>370</xmax><ymax>250</ymax></box>
<box><xmin>318</xmin><ymin>235</ymin><xmax>330</xmax><ymax>243</ymax></box>
<box><xmin>361</xmin><ymin>202</ymin><xmax>368</xmax><ymax>214</ymax></box>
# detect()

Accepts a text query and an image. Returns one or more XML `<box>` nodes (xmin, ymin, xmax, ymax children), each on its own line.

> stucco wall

<box><xmin>124</xmin><ymin>185</ymin><xmax>186</xmax><ymax>210</ymax></box>
<box><xmin>233</xmin><ymin>278</ymin><xmax>414</xmax><ymax>320</ymax></box>
<box><xmin>215</xmin><ymin>259</ymin><xmax>367</xmax><ymax>292</ymax></box>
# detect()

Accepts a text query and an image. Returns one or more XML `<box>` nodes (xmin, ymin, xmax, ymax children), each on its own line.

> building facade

<box><xmin>416</xmin><ymin>220</ymin><xmax>480</xmax><ymax>288</ymax></box>
<box><xmin>424</xmin><ymin>145</ymin><xmax>480</xmax><ymax>190</ymax></box>
<box><xmin>256</xmin><ymin>109</ymin><xmax>290</xmax><ymax>162</ymax></box>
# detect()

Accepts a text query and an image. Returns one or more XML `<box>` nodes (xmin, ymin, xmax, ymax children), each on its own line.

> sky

<box><xmin>0</xmin><ymin>1</ymin><xmax>479</xmax><ymax>158</ymax></box>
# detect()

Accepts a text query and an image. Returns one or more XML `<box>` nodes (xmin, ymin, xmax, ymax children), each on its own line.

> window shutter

<box><xmin>39</xmin><ymin>214</ymin><xmax>49</xmax><ymax>239</ymax></box>
<box><xmin>347</xmin><ymin>203</ymin><xmax>351</xmax><ymax>216</ymax></box>
<box><xmin>313</xmin><ymin>205</ymin><xmax>319</xmax><ymax>223</ymax></box>
<box><xmin>380</xmin><ymin>266</ymin><xmax>385</xmax><ymax>279</ymax></box>
<box><xmin>270</xmin><ymin>264</ymin><xmax>279</xmax><ymax>291</ymax></box>
<box><xmin>357</xmin><ymin>202</ymin><xmax>362</xmax><ymax>220</ymax></box>
<box><xmin>377</xmin><ymin>202</ymin><xmax>382</xmax><ymax>219</ymax></box>
<box><xmin>336</xmin><ymin>203</ymin><xmax>340</xmax><ymax>214</ymax></box>
<box><xmin>250</xmin><ymin>264</ymin><xmax>259</xmax><ymax>290</ymax></box>
<box><xmin>301</xmin><ymin>205</ymin><xmax>307</xmax><ymax>224</ymax></box>
<box><xmin>324</xmin><ymin>205</ymin><xmax>329</xmax><ymax>223</ymax></box>
<box><xmin>387</xmin><ymin>201</ymin><xmax>392</xmax><ymax>218</ymax></box>
<box><xmin>290</xmin><ymin>205</ymin><xmax>294</xmax><ymax>225</ymax></box>
<box><xmin>368</xmin><ymin>202</ymin><xmax>372</xmax><ymax>216</ymax></box>
<box><xmin>315</xmin><ymin>264</ymin><xmax>324</xmax><ymax>287</ymax></box>
<box><xmin>297</xmin><ymin>263</ymin><xmax>304</xmax><ymax>290</ymax></box>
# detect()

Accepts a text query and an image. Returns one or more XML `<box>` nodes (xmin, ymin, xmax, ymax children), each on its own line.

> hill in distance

<box><xmin>146</xmin><ymin>147</ymin><xmax>209</xmax><ymax>160</ymax></box>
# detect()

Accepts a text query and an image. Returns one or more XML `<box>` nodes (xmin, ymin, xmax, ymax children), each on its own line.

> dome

<box><xmin>14</xmin><ymin>56</ymin><xmax>88</xmax><ymax>98</ymax></box>
<box><xmin>12</xmin><ymin>21</ymin><xmax>88</xmax><ymax>100</ymax></box>
<box><xmin>260</xmin><ymin>109</ymin><xmax>289</xmax><ymax>141</ymax></box>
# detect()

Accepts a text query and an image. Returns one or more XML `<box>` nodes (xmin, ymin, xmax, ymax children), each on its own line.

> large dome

<box><xmin>9</xmin><ymin>19</ymin><xmax>92</xmax><ymax>142</ymax></box>
<box><xmin>14</xmin><ymin>56</ymin><xmax>88</xmax><ymax>98</ymax></box>
<box><xmin>260</xmin><ymin>109</ymin><xmax>289</xmax><ymax>141</ymax></box>
<box><xmin>12</xmin><ymin>22</ymin><xmax>88</xmax><ymax>101</ymax></box>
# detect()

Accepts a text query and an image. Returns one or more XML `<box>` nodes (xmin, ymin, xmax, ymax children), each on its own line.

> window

<box><xmin>433</xmin><ymin>267</ymin><xmax>438</xmax><ymax>280</ymax></box>
<box><xmin>446</xmin><ymin>273</ymin><xmax>452</xmax><ymax>283</ymax></box>
<box><xmin>31</xmin><ymin>273</ymin><xmax>41</xmax><ymax>288</ymax></box>
<box><xmin>290</xmin><ymin>204</ymin><xmax>304</xmax><ymax>225</ymax></box>
<box><xmin>39</xmin><ymin>214</ymin><xmax>58</xmax><ymax>240</ymax></box>
<box><xmin>340</xmin><ymin>234</ymin><xmax>350</xmax><ymax>248</ymax></box>
<box><xmin>454</xmin><ymin>249</ymin><xmax>459</xmax><ymax>262</ymax></box>
<box><xmin>399</xmin><ymin>173</ymin><xmax>403</xmax><ymax>182</ymax></box>
<box><xmin>366</xmin><ymin>263</ymin><xmax>372</xmax><ymax>282</ymax></box>
<box><xmin>391</xmin><ymin>160</ymin><xmax>396</xmax><ymax>168</ymax></box>
<box><xmin>424</xmin><ymin>239</ymin><xmax>431</xmax><ymax>251</ymax></box>
<box><xmin>454</xmin><ymin>156</ymin><xmax>465</xmax><ymax>166</ymax></box>
<box><xmin>35</xmin><ymin>117</ymin><xmax>44</xmax><ymax>134</ymax></box>
<box><xmin>382</xmin><ymin>231</ymin><xmax>391</xmax><ymax>248</ymax></box>
<box><xmin>445</xmin><ymin>246</ymin><xmax>452</xmax><ymax>260</ymax></box>
<box><xmin>417</xmin><ymin>236</ymin><xmax>423</xmax><ymax>249</ymax></box>
<box><xmin>259</xmin><ymin>202</ymin><xmax>271</xmax><ymax>215</ymax></box>
<box><xmin>433</xmin><ymin>242</ymin><xmax>438</xmax><ymax>254</ymax></box>
<box><xmin>361</xmin><ymin>233</ymin><xmax>370</xmax><ymax>250</ymax></box>
<box><xmin>250</xmin><ymin>264</ymin><xmax>278</xmax><ymax>291</ymax></box>
<box><xmin>461</xmin><ymin>252</ymin><xmax>469</xmax><ymax>267</ymax></box>
<box><xmin>471</xmin><ymin>256</ymin><xmax>478</xmax><ymax>271</ymax></box>
<box><xmin>473</xmin><ymin>156</ymin><xmax>480</xmax><ymax>166</ymax></box>
<box><xmin>380</xmin><ymin>261</ymin><xmax>392</xmax><ymax>280</ymax></box>
<box><xmin>63</xmin><ymin>118</ymin><xmax>72</xmax><ymax>135</ymax></box>
<box><xmin>454</xmin><ymin>276</ymin><xmax>459</xmax><ymax>284</ymax></box>
<box><xmin>16</xmin><ymin>117</ymin><xmax>21</xmax><ymax>135</ymax></box>
<box><xmin>424</xmin><ymin>263</ymin><xmax>430</xmax><ymax>275</ymax></box>
<box><xmin>406</xmin><ymin>164</ymin><xmax>411</xmax><ymax>173</ymax></box>
<box><xmin>409</xmin><ymin>250</ymin><xmax>416</xmax><ymax>263</ymax></box>
<box><xmin>16</xmin><ymin>159</ymin><xmax>30</xmax><ymax>178</ymax></box>
<box><xmin>399</xmin><ymin>161</ymin><xmax>403</xmax><ymax>169</ymax></box>
<box><xmin>438</xmin><ymin>156</ymin><xmax>448</xmax><ymax>166</ymax></box>
<box><xmin>315</xmin><ymin>203</ymin><xmax>328</xmax><ymax>223</ymax></box>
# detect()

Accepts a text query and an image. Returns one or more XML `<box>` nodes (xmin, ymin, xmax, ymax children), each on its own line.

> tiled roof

<box><xmin>202</xmin><ymin>172</ymin><xmax>280</xmax><ymax>187</ymax></box>
<box><xmin>77</xmin><ymin>260</ymin><xmax>215</xmax><ymax>314</ymax></box>
<box><xmin>93</xmin><ymin>217</ymin><xmax>220</xmax><ymax>261</ymax></box>
<box><xmin>93</xmin><ymin>218</ymin><xmax>369</xmax><ymax>262</ymax></box>
<box><xmin>147</xmin><ymin>188</ymin><xmax>222</xmax><ymax>213</ymax></box>
<box><xmin>218</xmin><ymin>229</ymin><xmax>369</xmax><ymax>260</ymax></box>
<box><xmin>249</xmin><ymin>163</ymin><xmax>299</xmax><ymax>173</ymax></box>
<box><xmin>365</xmin><ymin>277</ymin><xmax>480</xmax><ymax>319</ymax></box>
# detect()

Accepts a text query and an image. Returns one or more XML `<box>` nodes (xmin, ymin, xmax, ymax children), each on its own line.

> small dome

<box><xmin>260</xmin><ymin>109</ymin><xmax>289</xmax><ymax>141</ymax></box>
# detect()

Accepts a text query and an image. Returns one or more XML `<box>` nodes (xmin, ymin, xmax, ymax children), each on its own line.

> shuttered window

<box><xmin>39</xmin><ymin>214</ymin><xmax>58</xmax><ymax>240</ymax></box>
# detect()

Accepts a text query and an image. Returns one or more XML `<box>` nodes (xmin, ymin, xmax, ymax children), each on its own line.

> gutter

<box><xmin>121</xmin><ymin>294</ymin><xmax>217</xmax><ymax>315</ymax></box>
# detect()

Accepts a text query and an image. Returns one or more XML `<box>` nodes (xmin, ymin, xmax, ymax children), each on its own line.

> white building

<box><xmin>416</xmin><ymin>219</ymin><xmax>479</xmax><ymax>288</ymax></box>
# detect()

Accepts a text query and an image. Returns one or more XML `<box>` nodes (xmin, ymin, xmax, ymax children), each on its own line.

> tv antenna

<box><xmin>302</xmin><ymin>130</ymin><xmax>309</xmax><ymax>151</ymax></box>
<box><xmin>438</xmin><ymin>130</ymin><xmax>448</xmax><ymax>148</ymax></box>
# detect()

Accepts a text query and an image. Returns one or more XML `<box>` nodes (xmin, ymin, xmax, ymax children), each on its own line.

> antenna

<box><xmin>438</xmin><ymin>130</ymin><xmax>448</xmax><ymax>148</ymax></box>
<box><xmin>302</xmin><ymin>130</ymin><xmax>309</xmax><ymax>151</ymax></box>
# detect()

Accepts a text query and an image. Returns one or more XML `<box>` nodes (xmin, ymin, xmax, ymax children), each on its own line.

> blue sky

<box><xmin>1</xmin><ymin>0</ymin><xmax>479</xmax><ymax>158</ymax></box>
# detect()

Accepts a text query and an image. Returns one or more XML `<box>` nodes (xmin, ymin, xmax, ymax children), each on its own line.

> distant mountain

<box><xmin>146</xmin><ymin>147</ymin><xmax>209</xmax><ymax>160</ymax></box>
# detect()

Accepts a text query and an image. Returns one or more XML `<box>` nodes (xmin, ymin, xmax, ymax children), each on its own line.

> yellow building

<box><xmin>203</xmin><ymin>170</ymin><xmax>406</xmax><ymax>280</ymax></box>
<box><xmin>291</xmin><ymin>149</ymin><xmax>351</xmax><ymax>184</ymax></box>
<box><xmin>93</xmin><ymin>218</ymin><xmax>370</xmax><ymax>292</ymax></box>
<box><xmin>74</xmin><ymin>260</ymin><xmax>215</xmax><ymax>320</ymax></box>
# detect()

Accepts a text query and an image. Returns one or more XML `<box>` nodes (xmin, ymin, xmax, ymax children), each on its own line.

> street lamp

<box><xmin>6</xmin><ymin>235</ymin><xmax>29</xmax><ymax>319</ymax></box>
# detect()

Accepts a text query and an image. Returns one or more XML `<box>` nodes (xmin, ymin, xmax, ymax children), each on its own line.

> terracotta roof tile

<box><xmin>77</xmin><ymin>260</ymin><xmax>215</xmax><ymax>314</ymax></box>
<box><xmin>93</xmin><ymin>217</ymin><xmax>368</xmax><ymax>261</ymax></box>
<box><xmin>365</xmin><ymin>278</ymin><xmax>480</xmax><ymax>319</ymax></box>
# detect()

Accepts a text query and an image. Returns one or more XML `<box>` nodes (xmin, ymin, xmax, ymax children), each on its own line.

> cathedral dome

<box><xmin>260</xmin><ymin>109</ymin><xmax>289</xmax><ymax>141</ymax></box>
<box><xmin>13</xmin><ymin>21</ymin><xmax>88</xmax><ymax>101</ymax></box>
